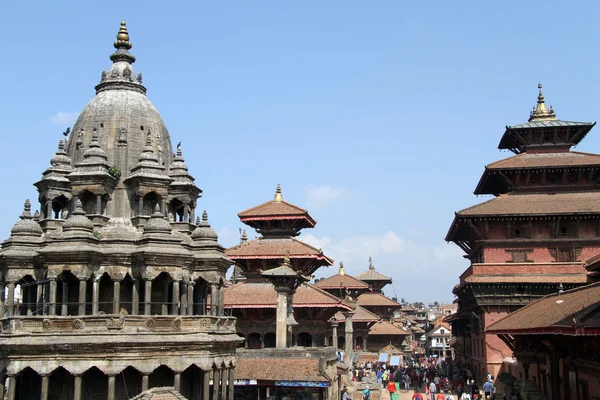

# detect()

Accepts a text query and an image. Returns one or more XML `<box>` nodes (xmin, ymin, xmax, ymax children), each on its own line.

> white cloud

<box><xmin>50</xmin><ymin>111</ymin><xmax>79</xmax><ymax>127</ymax></box>
<box><xmin>304</xmin><ymin>185</ymin><xmax>349</xmax><ymax>209</ymax></box>
<box><xmin>303</xmin><ymin>230</ymin><xmax>468</xmax><ymax>303</ymax></box>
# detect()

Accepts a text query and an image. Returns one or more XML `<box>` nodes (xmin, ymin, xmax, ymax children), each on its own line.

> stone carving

<box><xmin>118</xmin><ymin>126</ymin><xmax>128</xmax><ymax>145</ymax></box>
<box><xmin>137</xmin><ymin>72</ymin><xmax>142</xmax><ymax>83</ymax></box>
<box><xmin>42</xmin><ymin>319</ymin><xmax>52</xmax><ymax>330</ymax></box>
<box><xmin>111</xmin><ymin>68</ymin><xmax>119</xmax><ymax>78</ymax></box>
<box><xmin>123</xmin><ymin>67</ymin><xmax>132</xmax><ymax>78</ymax></box>
<box><xmin>106</xmin><ymin>317</ymin><xmax>124</xmax><ymax>330</ymax></box>
<box><xmin>144</xmin><ymin>318</ymin><xmax>155</xmax><ymax>330</ymax></box>
<box><xmin>200</xmin><ymin>318</ymin><xmax>211</xmax><ymax>329</ymax></box>
<box><xmin>76</xmin><ymin>129</ymin><xmax>84</xmax><ymax>149</ymax></box>
<box><xmin>172</xmin><ymin>318</ymin><xmax>182</xmax><ymax>330</ymax></box>
<box><xmin>72</xmin><ymin>319</ymin><xmax>84</xmax><ymax>329</ymax></box>
<box><xmin>101</xmin><ymin>70</ymin><xmax>107</xmax><ymax>82</ymax></box>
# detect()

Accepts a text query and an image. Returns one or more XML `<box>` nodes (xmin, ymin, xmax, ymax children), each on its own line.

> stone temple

<box><xmin>0</xmin><ymin>22</ymin><xmax>240</xmax><ymax>399</ymax></box>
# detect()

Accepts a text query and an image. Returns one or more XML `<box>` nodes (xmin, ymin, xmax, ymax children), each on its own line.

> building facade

<box><xmin>446</xmin><ymin>84</ymin><xmax>598</xmax><ymax>382</ymax></box>
<box><xmin>0</xmin><ymin>22</ymin><xmax>240</xmax><ymax>400</ymax></box>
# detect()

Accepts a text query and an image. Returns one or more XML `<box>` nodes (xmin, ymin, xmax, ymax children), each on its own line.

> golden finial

<box><xmin>369</xmin><ymin>256</ymin><xmax>375</xmax><ymax>270</ymax></box>
<box><xmin>529</xmin><ymin>82</ymin><xmax>556</xmax><ymax>122</ymax></box>
<box><xmin>114</xmin><ymin>21</ymin><xmax>132</xmax><ymax>50</ymax></box>
<box><xmin>241</xmin><ymin>229</ymin><xmax>248</xmax><ymax>242</ymax></box>
<box><xmin>273</xmin><ymin>183</ymin><xmax>283</xmax><ymax>202</ymax></box>
<box><xmin>282</xmin><ymin>250</ymin><xmax>291</xmax><ymax>268</ymax></box>
<box><xmin>339</xmin><ymin>262</ymin><xmax>345</xmax><ymax>275</ymax></box>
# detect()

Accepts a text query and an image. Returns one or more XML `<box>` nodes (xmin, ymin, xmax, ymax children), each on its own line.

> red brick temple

<box><xmin>224</xmin><ymin>185</ymin><xmax>353</xmax><ymax>400</ymax></box>
<box><xmin>446</xmin><ymin>84</ymin><xmax>599</xmax><ymax>382</ymax></box>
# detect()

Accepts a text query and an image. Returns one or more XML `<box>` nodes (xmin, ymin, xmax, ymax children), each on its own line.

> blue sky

<box><xmin>1</xmin><ymin>1</ymin><xmax>599</xmax><ymax>303</ymax></box>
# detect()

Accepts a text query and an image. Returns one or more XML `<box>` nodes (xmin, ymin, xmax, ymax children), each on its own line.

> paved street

<box><xmin>351</xmin><ymin>386</ymin><xmax>458</xmax><ymax>400</ymax></box>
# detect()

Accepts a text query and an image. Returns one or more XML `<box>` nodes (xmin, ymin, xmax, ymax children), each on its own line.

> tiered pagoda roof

<box><xmin>314</xmin><ymin>262</ymin><xmax>370</xmax><ymax>290</ymax></box>
<box><xmin>355</xmin><ymin>257</ymin><xmax>392</xmax><ymax>285</ymax></box>
<box><xmin>226</xmin><ymin>185</ymin><xmax>333</xmax><ymax>277</ymax></box>
<box><xmin>368</xmin><ymin>320</ymin><xmax>410</xmax><ymax>336</ymax></box>
<box><xmin>224</xmin><ymin>281</ymin><xmax>353</xmax><ymax>310</ymax></box>
<box><xmin>333</xmin><ymin>305</ymin><xmax>380</xmax><ymax>323</ymax></box>
<box><xmin>357</xmin><ymin>292</ymin><xmax>401</xmax><ymax>308</ymax></box>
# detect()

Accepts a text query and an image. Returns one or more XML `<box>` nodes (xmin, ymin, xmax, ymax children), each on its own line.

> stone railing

<box><xmin>1</xmin><ymin>314</ymin><xmax>236</xmax><ymax>334</ymax></box>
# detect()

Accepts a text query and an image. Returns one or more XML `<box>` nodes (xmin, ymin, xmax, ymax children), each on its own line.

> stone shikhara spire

<box><xmin>0</xmin><ymin>21</ymin><xmax>238</xmax><ymax>398</ymax></box>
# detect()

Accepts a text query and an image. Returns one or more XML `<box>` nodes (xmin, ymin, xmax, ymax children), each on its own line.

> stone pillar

<box><xmin>141</xmin><ymin>374</ymin><xmax>149</xmax><ymax>391</ymax></box>
<box><xmin>6</xmin><ymin>282</ymin><xmax>15</xmax><ymax>316</ymax></box>
<box><xmin>187</xmin><ymin>281</ymin><xmax>194</xmax><ymax>316</ymax></box>
<box><xmin>331</xmin><ymin>320</ymin><xmax>339</xmax><ymax>349</ymax></box>
<box><xmin>344</xmin><ymin>310</ymin><xmax>355</xmax><ymax>364</ymax></box>
<box><xmin>227</xmin><ymin>367</ymin><xmax>235</xmax><ymax>400</ymax></box>
<box><xmin>138</xmin><ymin>196</ymin><xmax>143</xmax><ymax>216</ymax></box>
<box><xmin>218</xmin><ymin>285</ymin><xmax>225</xmax><ymax>316</ymax></box>
<box><xmin>46</xmin><ymin>200</ymin><xmax>53</xmax><ymax>220</ymax></box>
<box><xmin>6</xmin><ymin>374</ymin><xmax>16</xmax><ymax>400</ymax></box>
<box><xmin>96</xmin><ymin>195</ymin><xmax>102</xmax><ymax>215</ymax></box>
<box><xmin>107</xmin><ymin>374</ymin><xmax>116</xmax><ymax>400</ymax></box>
<box><xmin>132</xmin><ymin>279</ymin><xmax>140</xmax><ymax>315</ymax></box>
<box><xmin>41</xmin><ymin>374</ymin><xmax>49</xmax><ymax>400</ymax></box>
<box><xmin>161</xmin><ymin>281</ymin><xmax>169</xmax><ymax>315</ymax></box>
<box><xmin>202</xmin><ymin>370</ymin><xmax>210</xmax><ymax>400</ymax></box>
<box><xmin>112</xmin><ymin>279</ymin><xmax>121</xmax><ymax>314</ymax></box>
<box><xmin>180</xmin><ymin>281</ymin><xmax>188</xmax><ymax>316</ymax></box>
<box><xmin>220</xmin><ymin>367</ymin><xmax>227</xmax><ymax>399</ymax></box>
<box><xmin>61</xmin><ymin>279</ymin><xmax>69</xmax><ymax>316</ymax></box>
<box><xmin>210</xmin><ymin>284</ymin><xmax>218</xmax><ymax>316</ymax></box>
<box><xmin>0</xmin><ymin>281</ymin><xmax>6</xmax><ymax>317</ymax></box>
<box><xmin>36</xmin><ymin>281</ymin><xmax>44</xmax><ymax>316</ymax></box>
<box><xmin>172</xmin><ymin>280</ymin><xmax>180</xmax><ymax>315</ymax></box>
<box><xmin>74</xmin><ymin>374</ymin><xmax>82</xmax><ymax>400</ymax></box>
<box><xmin>174</xmin><ymin>372</ymin><xmax>181</xmax><ymax>392</ymax></box>
<box><xmin>78</xmin><ymin>278</ymin><xmax>87</xmax><ymax>316</ymax></box>
<box><xmin>49</xmin><ymin>278</ymin><xmax>57</xmax><ymax>315</ymax></box>
<box><xmin>364</xmin><ymin>335</ymin><xmax>369</xmax><ymax>352</ymax></box>
<box><xmin>275</xmin><ymin>289</ymin><xmax>289</xmax><ymax>349</ymax></box>
<box><xmin>144</xmin><ymin>279</ymin><xmax>152</xmax><ymax>315</ymax></box>
<box><xmin>212</xmin><ymin>368</ymin><xmax>220</xmax><ymax>400</ymax></box>
<box><xmin>92</xmin><ymin>277</ymin><xmax>100</xmax><ymax>315</ymax></box>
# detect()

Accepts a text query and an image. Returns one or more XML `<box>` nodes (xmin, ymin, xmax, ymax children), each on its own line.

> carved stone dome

<box><xmin>10</xmin><ymin>200</ymin><xmax>43</xmax><ymax>237</ymax></box>
<box><xmin>191</xmin><ymin>211</ymin><xmax>218</xmax><ymax>241</ymax></box>
<box><xmin>65</xmin><ymin>22</ymin><xmax>174</xmax><ymax>189</ymax></box>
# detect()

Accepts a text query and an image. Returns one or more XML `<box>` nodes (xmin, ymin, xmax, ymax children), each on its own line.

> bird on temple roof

<box><xmin>63</xmin><ymin>127</ymin><xmax>71</xmax><ymax>136</ymax></box>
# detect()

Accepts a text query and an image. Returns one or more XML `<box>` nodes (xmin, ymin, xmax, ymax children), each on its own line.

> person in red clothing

<box><xmin>388</xmin><ymin>380</ymin><xmax>396</xmax><ymax>394</ymax></box>
<box><xmin>412</xmin><ymin>390</ymin><xmax>424</xmax><ymax>400</ymax></box>
<box><xmin>435</xmin><ymin>390</ymin><xmax>446</xmax><ymax>400</ymax></box>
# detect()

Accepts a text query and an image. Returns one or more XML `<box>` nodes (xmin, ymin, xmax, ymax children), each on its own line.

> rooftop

<box><xmin>368</xmin><ymin>320</ymin><xmax>410</xmax><ymax>336</ymax></box>
<box><xmin>357</xmin><ymin>292</ymin><xmax>401</xmax><ymax>307</ymax></box>
<box><xmin>355</xmin><ymin>257</ymin><xmax>392</xmax><ymax>282</ymax></box>
<box><xmin>226</xmin><ymin>237</ymin><xmax>333</xmax><ymax>265</ymax></box>
<box><xmin>224</xmin><ymin>281</ymin><xmax>353</xmax><ymax>310</ymax></box>
<box><xmin>487</xmin><ymin>281</ymin><xmax>600</xmax><ymax>335</ymax></box>
<box><xmin>314</xmin><ymin>264</ymin><xmax>370</xmax><ymax>290</ymax></box>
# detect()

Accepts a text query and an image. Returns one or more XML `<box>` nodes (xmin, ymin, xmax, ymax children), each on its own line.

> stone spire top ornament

<box><xmin>369</xmin><ymin>256</ymin><xmax>375</xmax><ymax>270</ymax></box>
<box><xmin>114</xmin><ymin>21</ymin><xmax>132</xmax><ymax>50</ymax></box>
<box><xmin>529</xmin><ymin>83</ymin><xmax>557</xmax><ymax>122</ymax></box>
<box><xmin>274</xmin><ymin>183</ymin><xmax>283</xmax><ymax>202</ymax></box>
<box><xmin>339</xmin><ymin>261</ymin><xmax>345</xmax><ymax>275</ymax></box>
<box><xmin>191</xmin><ymin>210</ymin><xmax>218</xmax><ymax>241</ymax></box>
<box><xmin>10</xmin><ymin>199</ymin><xmax>43</xmax><ymax>237</ymax></box>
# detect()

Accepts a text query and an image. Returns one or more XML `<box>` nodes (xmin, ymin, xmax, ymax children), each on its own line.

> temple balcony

<box><xmin>0</xmin><ymin>314</ymin><xmax>236</xmax><ymax>335</ymax></box>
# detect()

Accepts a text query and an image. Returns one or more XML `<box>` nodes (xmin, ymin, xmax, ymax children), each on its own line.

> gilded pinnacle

<box><xmin>114</xmin><ymin>21</ymin><xmax>132</xmax><ymax>50</ymax></box>
<box><xmin>241</xmin><ymin>229</ymin><xmax>248</xmax><ymax>242</ymax></box>
<box><xmin>339</xmin><ymin>262</ymin><xmax>345</xmax><ymax>275</ymax></box>
<box><xmin>274</xmin><ymin>183</ymin><xmax>283</xmax><ymax>202</ymax></box>
<box><xmin>529</xmin><ymin>82</ymin><xmax>557</xmax><ymax>122</ymax></box>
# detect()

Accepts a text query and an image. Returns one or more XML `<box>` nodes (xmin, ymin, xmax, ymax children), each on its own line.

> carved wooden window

<box><xmin>558</xmin><ymin>249</ymin><xmax>572</xmax><ymax>262</ymax></box>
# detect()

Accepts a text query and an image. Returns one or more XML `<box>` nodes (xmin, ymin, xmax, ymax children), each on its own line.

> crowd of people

<box><xmin>349</xmin><ymin>356</ymin><xmax>500</xmax><ymax>400</ymax></box>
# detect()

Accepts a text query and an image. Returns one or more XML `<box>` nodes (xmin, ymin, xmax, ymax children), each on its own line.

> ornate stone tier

<box><xmin>1</xmin><ymin>315</ymin><xmax>235</xmax><ymax>335</ymax></box>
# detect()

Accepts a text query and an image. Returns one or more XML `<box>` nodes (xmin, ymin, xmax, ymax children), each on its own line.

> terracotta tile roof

<box><xmin>457</xmin><ymin>191</ymin><xmax>600</xmax><ymax>217</ymax></box>
<box><xmin>238</xmin><ymin>200</ymin><xmax>316</xmax><ymax>225</ymax></box>
<box><xmin>224</xmin><ymin>282</ymin><xmax>353</xmax><ymax>310</ymax></box>
<box><xmin>226</xmin><ymin>237</ymin><xmax>333</xmax><ymax>265</ymax></box>
<box><xmin>357</xmin><ymin>292</ymin><xmax>401</xmax><ymax>307</ymax></box>
<box><xmin>368</xmin><ymin>320</ymin><xmax>410</xmax><ymax>336</ymax></box>
<box><xmin>355</xmin><ymin>268</ymin><xmax>392</xmax><ymax>282</ymax></box>
<box><xmin>130</xmin><ymin>388</ymin><xmax>187</xmax><ymax>400</ymax></box>
<box><xmin>486</xmin><ymin>151</ymin><xmax>600</xmax><ymax>170</ymax></box>
<box><xmin>487</xmin><ymin>281</ymin><xmax>600</xmax><ymax>334</ymax></box>
<box><xmin>378</xmin><ymin>343</ymin><xmax>404</xmax><ymax>355</ymax></box>
<box><xmin>463</xmin><ymin>274</ymin><xmax>588</xmax><ymax>284</ymax></box>
<box><xmin>235</xmin><ymin>357</ymin><xmax>328</xmax><ymax>382</ymax></box>
<box><xmin>334</xmin><ymin>305</ymin><xmax>380</xmax><ymax>323</ymax></box>
<box><xmin>314</xmin><ymin>274</ymin><xmax>369</xmax><ymax>290</ymax></box>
